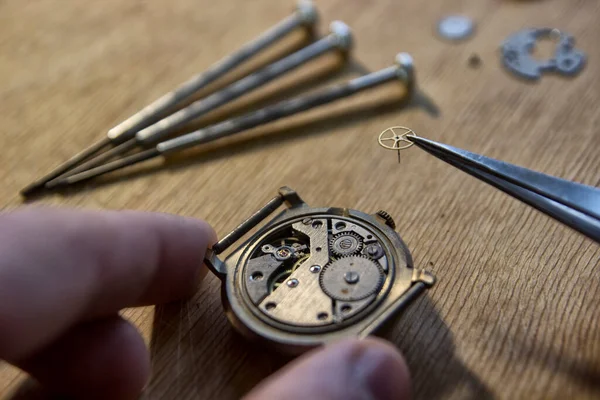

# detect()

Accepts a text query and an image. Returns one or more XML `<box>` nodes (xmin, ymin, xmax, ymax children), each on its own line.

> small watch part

<box><xmin>500</xmin><ymin>28</ymin><xmax>586</xmax><ymax>80</ymax></box>
<box><xmin>320</xmin><ymin>255</ymin><xmax>385</xmax><ymax>301</ymax></box>
<box><xmin>204</xmin><ymin>187</ymin><xmax>435</xmax><ymax>354</ymax></box>
<box><xmin>437</xmin><ymin>15</ymin><xmax>475</xmax><ymax>41</ymax></box>
<box><xmin>330</xmin><ymin>232</ymin><xmax>363</xmax><ymax>256</ymax></box>
<box><xmin>468</xmin><ymin>53</ymin><xmax>482</xmax><ymax>68</ymax></box>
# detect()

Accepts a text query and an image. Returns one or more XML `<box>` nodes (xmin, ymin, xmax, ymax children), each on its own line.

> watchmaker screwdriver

<box><xmin>20</xmin><ymin>0</ymin><xmax>318</xmax><ymax>197</ymax></box>
<box><xmin>51</xmin><ymin>20</ymin><xmax>353</xmax><ymax>182</ymax></box>
<box><xmin>47</xmin><ymin>53</ymin><xmax>415</xmax><ymax>189</ymax></box>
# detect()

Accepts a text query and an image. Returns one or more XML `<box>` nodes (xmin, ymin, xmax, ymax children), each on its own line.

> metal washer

<box><xmin>500</xmin><ymin>28</ymin><xmax>586</xmax><ymax>80</ymax></box>
<box><xmin>437</xmin><ymin>15</ymin><xmax>475</xmax><ymax>41</ymax></box>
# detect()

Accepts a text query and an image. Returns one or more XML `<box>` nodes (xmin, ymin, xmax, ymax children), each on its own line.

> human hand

<box><xmin>0</xmin><ymin>207</ymin><xmax>411</xmax><ymax>400</ymax></box>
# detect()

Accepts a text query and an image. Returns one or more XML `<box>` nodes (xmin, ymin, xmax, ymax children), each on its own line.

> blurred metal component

<box><xmin>203</xmin><ymin>186</ymin><xmax>436</xmax><ymax>354</ymax></box>
<box><xmin>406</xmin><ymin>135</ymin><xmax>600</xmax><ymax>243</ymax></box>
<box><xmin>109</xmin><ymin>0</ymin><xmax>319</xmax><ymax>142</ymax></box>
<box><xmin>158</xmin><ymin>51</ymin><xmax>407</xmax><ymax>155</ymax></box>
<box><xmin>56</xmin><ymin>21</ymin><xmax>354</xmax><ymax>178</ymax></box>
<box><xmin>20</xmin><ymin>0</ymin><xmax>318</xmax><ymax>197</ymax></box>
<box><xmin>468</xmin><ymin>53</ymin><xmax>482</xmax><ymax>68</ymax></box>
<box><xmin>500</xmin><ymin>28</ymin><xmax>586</xmax><ymax>80</ymax></box>
<box><xmin>48</xmin><ymin>53</ymin><xmax>416</xmax><ymax>189</ymax></box>
<box><xmin>132</xmin><ymin>19</ymin><xmax>352</xmax><ymax>142</ymax></box>
<box><xmin>437</xmin><ymin>15</ymin><xmax>475</xmax><ymax>41</ymax></box>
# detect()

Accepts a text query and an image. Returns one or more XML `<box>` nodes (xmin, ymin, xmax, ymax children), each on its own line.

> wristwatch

<box><xmin>205</xmin><ymin>187</ymin><xmax>435</xmax><ymax>354</ymax></box>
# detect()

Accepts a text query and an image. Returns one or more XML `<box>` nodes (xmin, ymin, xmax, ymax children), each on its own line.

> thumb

<box><xmin>244</xmin><ymin>338</ymin><xmax>411</xmax><ymax>400</ymax></box>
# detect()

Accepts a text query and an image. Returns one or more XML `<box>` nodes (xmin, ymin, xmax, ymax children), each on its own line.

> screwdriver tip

<box><xmin>44</xmin><ymin>178</ymin><xmax>69</xmax><ymax>191</ymax></box>
<box><xmin>20</xmin><ymin>181</ymin><xmax>48</xmax><ymax>198</ymax></box>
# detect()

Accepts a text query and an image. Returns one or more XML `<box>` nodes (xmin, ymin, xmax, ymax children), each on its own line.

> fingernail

<box><xmin>352</xmin><ymin>340</ymin><xmax>411</xmax><ymax>400</ymax></box>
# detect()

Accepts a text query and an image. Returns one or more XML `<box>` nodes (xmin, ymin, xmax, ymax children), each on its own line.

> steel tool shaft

<box><xmin>407</xmin><ymin>135</ymin><xmax>600</xmax><ymax>243</ymax></box>
<box><xmin>48</xmin><ymin>53</ymin><xmax>415</xmax><ymax>189</ymax></box>
<box><xmin>54</xmin><ymin>21</ymin><xmax>353</xmax><ymax>181</ymax></box>
<box><xmin>20</xmin><ymin>0</ymin><xmax>318</xmax><ymax>197</ymax></box>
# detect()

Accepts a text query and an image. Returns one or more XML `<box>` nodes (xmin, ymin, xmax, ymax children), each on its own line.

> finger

<box><xmin>0</xmin><ymin>207</ymin><xmax>216</xmax><ymax>362</ymax></box>
<box><xmin>244</xmin><ymin>338</ymin><xmax>411</xmax><ymax>400</ymax></box>
<box><xmin>18</xmin><ymin>315</ymin><xmax>149</xmax><ymax>400</ymax></box>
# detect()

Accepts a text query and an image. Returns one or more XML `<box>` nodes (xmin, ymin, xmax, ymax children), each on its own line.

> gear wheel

<box><xmin>376</xmin><ymin>210</ymin><xmax>396</xmax><ymax>229</ymax></box>
<box><xmin>319</xmin><ymin>255</ymin><xmax>385</xmax><ymax>301</ymax></box>
<box><xmin>330</xmin><ymin>232</ymin><xmax>363</xmax><ymax>256</ymax></box>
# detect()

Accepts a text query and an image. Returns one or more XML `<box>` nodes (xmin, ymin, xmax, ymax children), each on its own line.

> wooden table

<box><xmin>1</xmin><ymin>0</ymin><xmax>599</xmax><ymax>398</ymax></box>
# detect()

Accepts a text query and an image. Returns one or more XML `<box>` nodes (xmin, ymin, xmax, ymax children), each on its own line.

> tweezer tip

<box><xmin>405</xmin><ymin>135</ymin><xmax>429</xmax><ymax>145</ymax></box>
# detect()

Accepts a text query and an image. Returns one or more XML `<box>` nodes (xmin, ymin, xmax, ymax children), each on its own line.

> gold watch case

<box><xmin>205</xmin><ymin>187</ymin><xmax>435</xmax><ymax>355</ymax></box>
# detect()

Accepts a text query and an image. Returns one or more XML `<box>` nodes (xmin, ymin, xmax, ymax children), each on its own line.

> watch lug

<box><xmin>278</xmin><ymin>186</ymin><xmax>306</xmax><ymax>208</ymax></box>
<box><xmin>412</xmin><ymin>268</ymin><xmax>436</xmax><ymax>287</ymax></box>
<box><xmin>211</xmin><ymin>194</ymin><xmax>285</xmax><ymax>255</ymax></box>
<box><xmin>204</xmin><ymin>248</ymin><xmax>227</xmax><ymax>279</ymax></box>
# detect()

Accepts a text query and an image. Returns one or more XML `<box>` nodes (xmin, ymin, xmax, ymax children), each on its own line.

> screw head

<box><xmin>276</xmin><ymin>247</ymin><xmax>291</xmax><ymax>258</ymax></box>
<box><xmin>310</xmin><ymin>265</ymin><xmax>321</xmax><ymax>273</ymax></box>
<box><xmin>344</xmin><ymin>271</ymin><xmax>360</xmax><ymax>284</ymax></box>
<box><xmin>287</xmin><ymin>278</ymin><xmax>299</xmax><ymax>288</ymax></box>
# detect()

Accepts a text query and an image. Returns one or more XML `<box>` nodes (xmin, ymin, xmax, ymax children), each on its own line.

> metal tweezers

<box><xmin>408</xmin><ymin>136</ymin><xmax>600</xmax><ymax>244</ymax></box>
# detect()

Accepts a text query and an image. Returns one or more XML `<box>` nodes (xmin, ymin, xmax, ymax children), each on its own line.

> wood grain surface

<box><xmin>1</xmin><ymin>0</ymin><xmax>599</xmax><ymax>399</ymax></box>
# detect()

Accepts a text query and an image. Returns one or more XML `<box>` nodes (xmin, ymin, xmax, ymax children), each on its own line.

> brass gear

<box><xmin>329</xmin><ymin>232</ymin><xmax>363</xmax><ymax>257</ymax></box>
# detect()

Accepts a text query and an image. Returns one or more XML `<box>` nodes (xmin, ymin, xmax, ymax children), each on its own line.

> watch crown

<box><xmin>375</xmin><ymin>210</ymin><xmax>396</xmax><ymax>229</ymax></box>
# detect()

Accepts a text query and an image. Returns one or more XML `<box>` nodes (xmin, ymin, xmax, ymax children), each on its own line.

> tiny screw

<box><xmin>468</xmin><ymin>53</ymin><xmax>482</xmax><ymax>68</ymax></box>
<box><xmin>287</xmin><ymin>278</ymin><xmax>299</xmax><ymax>288</ymax></box>
<box><xmin>344</xmin><ymin>271</ymin><xmax>360</xmax><ymax>284</ymax></box>
<box><xmin>276</xmin><ymin>248</ymin><xmax>291</xmax><ymax>258</ymax></box>
<box><xmin>302</xmin><ymin>218</ymin><xmax>312</xmax><ymax>225</ymax></box>
<box><xmin>310</xmin><ymin>265</ymin><xmax>321</xmax><ymax>273</ymax></box>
